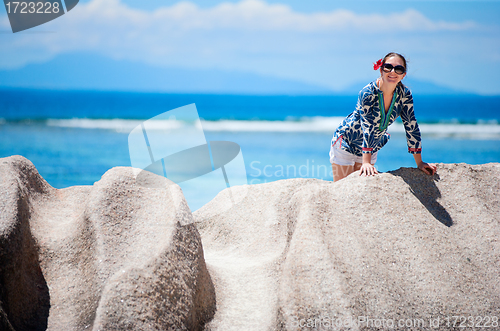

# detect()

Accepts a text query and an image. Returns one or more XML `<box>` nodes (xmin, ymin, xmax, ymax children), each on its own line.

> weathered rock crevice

<box><xmin>0</xmin><ymin>156</ymin><xmax>216</xmax><ymax>331</ymax></box>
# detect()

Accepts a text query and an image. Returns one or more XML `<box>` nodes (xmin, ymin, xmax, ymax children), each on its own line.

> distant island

<box><xmin>0</xmin><ymin>52</ymin><xmax>471</xmax><ymax>96</ymax></box>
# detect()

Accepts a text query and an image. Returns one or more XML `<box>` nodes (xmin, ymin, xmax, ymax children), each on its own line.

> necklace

<box><xmin>378</xmin><ymin>91</ymin><xmax>396</xmax><ymax>131</ymax></box>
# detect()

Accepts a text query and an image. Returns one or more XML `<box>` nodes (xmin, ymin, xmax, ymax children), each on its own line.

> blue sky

<box><xmin>1</xmin><ymin>0</ymin><xmax>499</xmax><ymax>94</ymax></box>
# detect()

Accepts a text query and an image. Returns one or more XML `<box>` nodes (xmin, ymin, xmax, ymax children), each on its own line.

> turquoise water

<box><xmin>1</xmin><ymin>88</ymin><xmax>499</xmax><ymax>123</ymax></box>
<box><xmin>1</xmin><ymin>88</ymin><xmax>499</xmax><ymax>209</ymax></box>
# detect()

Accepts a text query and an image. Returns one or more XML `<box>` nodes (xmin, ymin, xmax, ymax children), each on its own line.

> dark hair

<box><xmin>382</xmin><ymin>52</ymin><xmax>407</xmax><ymax>69</ymax></box>
<box><xmin>381</xmin><ymin>52</ymin><xmax>407</xmax><ymax>87</ymax></box>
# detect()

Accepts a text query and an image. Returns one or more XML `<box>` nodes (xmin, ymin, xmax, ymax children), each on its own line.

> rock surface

<box><xmin>2</xmin><ymin>156</ymin><xmax>500</xmax><ymax>331</ymax></box>
<box><xmin>194</xmin><ymin>163</ymin><xmax>500</xmax><ymax>330</ymax></box>
<box><xmin>0</xmin><ymin>156</ymin><xmax>215</xmax><ymax>331</ymax></box>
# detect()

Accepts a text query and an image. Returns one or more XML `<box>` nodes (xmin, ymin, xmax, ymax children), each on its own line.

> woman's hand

<box><xmin>413</xmin><ymin>154</ymin><xmax>437</xmax><ymax>176</ymax></box>
<box><xmin>359</xmin><ymin>162</ymin><xmax>378</xmax><ymax>176</ymax></box>
<box><xmin>417</xmin><ymin>161</ymin><xmax>437</xmax><ymax>175</ymax></box>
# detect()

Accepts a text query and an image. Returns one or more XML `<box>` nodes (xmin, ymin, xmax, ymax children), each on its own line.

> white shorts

<box><xmin>329</xmin><ymin>139</ymin><xmax>377</xmax><ymax>166</ymax></box>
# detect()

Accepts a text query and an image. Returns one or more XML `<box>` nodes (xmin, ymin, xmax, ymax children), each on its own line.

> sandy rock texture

<box><xmin>1</xmin><ymin>155</ymin><xmax>499</xmax><ymax>331</ymax></box>
<box><xmin>194</xmin><ymin>163</ymin><xmax>500</xmax><ymax>330</ymax></box>
<box><xmin>0</xmin><ymin>155</ymin><xmax>215</xmax><ymax>331</ymax></box>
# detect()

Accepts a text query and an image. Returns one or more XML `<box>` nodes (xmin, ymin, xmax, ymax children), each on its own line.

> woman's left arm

<box><xmin>413</xmin><ymin>153</ymin><xmax>437</xmax><ymax>176</ymax></box>
<box><xmin>400</xmin><ymin>88</ymin><xmax>436</xmax><ymax>175</ymax></box>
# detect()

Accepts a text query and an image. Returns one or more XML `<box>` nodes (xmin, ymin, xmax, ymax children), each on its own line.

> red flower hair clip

<box><xmin>373</xmin><ymin>59</ymin><xmax>383</xmax><ymax>70</ymax></box>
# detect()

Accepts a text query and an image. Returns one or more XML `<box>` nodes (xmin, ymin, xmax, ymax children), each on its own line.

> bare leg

<box><xmin>332</xmin><ymin>163</ymin><xmax>354</xmax><ymax>182</ymax></box>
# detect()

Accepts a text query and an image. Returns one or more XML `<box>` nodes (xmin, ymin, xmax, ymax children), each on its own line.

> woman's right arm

<box><xmin>358</xmin><ymin>88</ymin><xmax>378</xmax><ymax>176</ymax></box>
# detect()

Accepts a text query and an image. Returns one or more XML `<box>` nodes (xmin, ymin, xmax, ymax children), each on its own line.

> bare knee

<box><xmin>332</xmin><ymin>164</ymin><xmax>353</xmax><ymax>182</ymax></box>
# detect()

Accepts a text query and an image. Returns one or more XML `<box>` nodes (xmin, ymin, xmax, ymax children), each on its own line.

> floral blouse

<box><xmin>331</xmin><ymin>80</ymin><xmax>422</xmax><ymax>157</ymax></box>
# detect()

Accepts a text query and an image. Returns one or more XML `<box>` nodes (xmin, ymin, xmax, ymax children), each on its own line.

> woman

<box><xmin>329</xmin><ymin>52</ymin><xmax>436</xmax><ymax>181</ymax></box>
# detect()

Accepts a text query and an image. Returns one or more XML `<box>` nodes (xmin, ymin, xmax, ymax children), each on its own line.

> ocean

<box><xmin>1</xmin><ymin>88</ymin><xmax>499</xmax><ymax>210</ymax></box>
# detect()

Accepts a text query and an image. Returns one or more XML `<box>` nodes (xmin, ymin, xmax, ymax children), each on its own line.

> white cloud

<box><xmin>0</xmin><ymin>14</ymin><xmax>10</xmax><ymax>29</ymax></box>
<box><xmin>0</xmin><ymin>0</ymin><xmax>497</xmax><ymax>93</ymax></box>
<box><xmin>0</xmin><ymin>0</ymin><xmax>479</xmax><ymax>66</ymax></box>
<box><xmin>145</xmin><ymin>0</ymin><xmax>476</xmax><ymax>32</ymax></box>
<box><xmin>69</xmin><ymin>0</ymin><xmax>476</xmax><ymax>33</ymax></box>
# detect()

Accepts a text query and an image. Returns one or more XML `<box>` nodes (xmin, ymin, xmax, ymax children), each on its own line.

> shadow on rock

<box><xmin>390</xmin><ymin>168</ymin><xmax>453</xmax><ymax>227</ymax></box>
<box><xmin>0</xmin><ymin>218</ymin><xmax>51</xmax><ymax>331</ymax></box>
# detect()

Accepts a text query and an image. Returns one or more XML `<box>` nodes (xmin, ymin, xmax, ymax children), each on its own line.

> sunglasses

<box><xmin>382</xmin><ymin>63</ymin><xmax>406</xmax><ymax>75</ymax></box>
